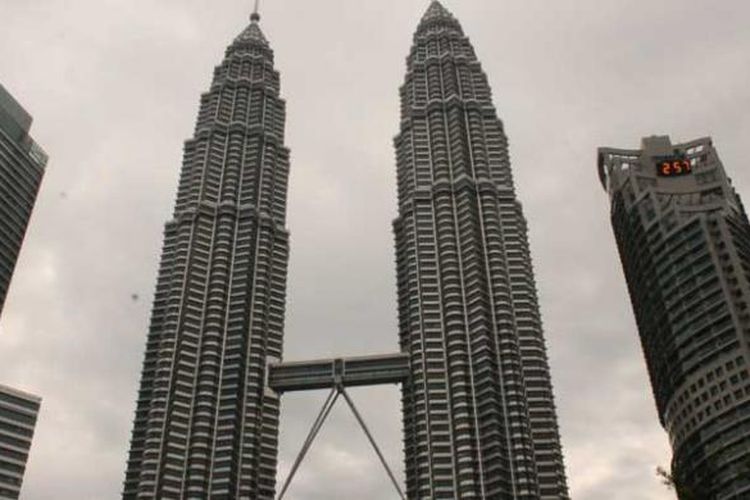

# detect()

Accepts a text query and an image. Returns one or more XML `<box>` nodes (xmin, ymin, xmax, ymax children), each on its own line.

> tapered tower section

<box><xmin>393</xmin><ymin>3</ymin><xmax>569</xmax><ymax>498</ymax></box>
<box><xmin>123</xmin><ymin>13</ymin><xmax>290</xmax><ymax>499</ymax></box>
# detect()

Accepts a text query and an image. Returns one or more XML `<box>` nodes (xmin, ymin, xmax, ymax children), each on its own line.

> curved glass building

<box><xmin>599</xmin><ymin>135</ymin><xmax>750</xmax><ymax>498</ymax></box>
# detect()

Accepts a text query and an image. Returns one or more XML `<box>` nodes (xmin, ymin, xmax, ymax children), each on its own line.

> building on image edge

<box><xmin>0</xmin><ymin>384</ymin><xmax>41</xmax><ymax>500</ymax></box>
<box><xmin>0</xmin><ymin>83</ymin><xmax>48</xmax><ymax>315</ymax></box>
<box><xmin>0</xmin><ymin>83</ymin><xmax>46</xmax><ymax>500</ymax></box>
<box><xmin>599</xmin><ymin>135</ymin><xmax>750</xmax><ymax>498</ymax></box>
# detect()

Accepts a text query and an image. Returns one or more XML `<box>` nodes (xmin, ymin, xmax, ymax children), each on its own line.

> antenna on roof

<box><xmin>251</xmin><ymin>0</ymin><xmax>260</xmax><ymax>22</ymax></box>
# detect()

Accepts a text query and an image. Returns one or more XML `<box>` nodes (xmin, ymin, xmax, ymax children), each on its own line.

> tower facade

<box><xmin>0</xmin><ymin>84</ymin><xmax>45</xmax><ymax>499</ymax></box>
<box><xmin>0</xmin><ymin>83</ymin><xmax>48</xmax><ymax>316</ymax></box>
<box><xmin>600</xmin><ymin>136</ymin><xmax>750</xmax><ymax>498</ymax></box>
<box><xmin>0</xmin><ymin>384</ymin><xmax>41</xmax><ymax>500</ymax></box>
<box><xmin>123</xmin><ymin>13</ymin><xmax>290</xmax><ymax>499</ymax></box>
<box><xmin>393</xmin><ymin>3</ymin><xmax>569</xmax><ymax>498</ymax></box>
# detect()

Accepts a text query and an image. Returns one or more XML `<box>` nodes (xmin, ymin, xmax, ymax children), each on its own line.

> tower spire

<box><xmin>251</xmin><ymin>0</ymin><xmax>260</xmax><ymax>22</ymax></box>
<box><xmin>422</xmin><ymin>0</ymin><xmax>451</xmax><ymax>20</ymax></box>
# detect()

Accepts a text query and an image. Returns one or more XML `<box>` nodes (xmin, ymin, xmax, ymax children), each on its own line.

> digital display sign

<box><xmin>656</xmin><ymin>157</ymin><xmax>692</xmax><ymax>177</ymax></box>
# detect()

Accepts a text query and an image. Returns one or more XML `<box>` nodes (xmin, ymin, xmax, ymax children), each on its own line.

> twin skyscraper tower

<box><xmin>123</xmin><ymin>3</ymin><xmax>570</xmax><ymax>498</ymax></box>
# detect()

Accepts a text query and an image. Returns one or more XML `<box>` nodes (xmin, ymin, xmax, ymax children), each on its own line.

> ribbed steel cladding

<box><xmin>394</xmin><ymin>4</ymin><xmax>568</xmax><ymax>499</ymax></box>
<box><xmin>123</xmin><ymin>21</ymin><xmax>288</xmax><ymax>500</ymax></box>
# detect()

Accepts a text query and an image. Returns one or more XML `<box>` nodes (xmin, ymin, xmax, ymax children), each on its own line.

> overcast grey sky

<box><xmin>1</xmin><ymin>0</ymin><xmax>749</xmax><ymax>498</ymax></box>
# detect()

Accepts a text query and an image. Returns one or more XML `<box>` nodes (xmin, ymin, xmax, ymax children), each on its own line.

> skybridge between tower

<box><xmin>268</xmin><ymin>352</ymin><xmax>409</xmax><ymax>393</ymax></box>
<box><xmin>267</xmin><ymin>352</ymin><xmax>410</xmax><ymax>500</ymax></box>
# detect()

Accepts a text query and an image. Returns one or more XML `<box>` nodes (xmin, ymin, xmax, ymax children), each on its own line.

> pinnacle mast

<box><xmin>251</xmin><ymin>0</ymin><xmax>260</xmax><ymax>22</ymax></box>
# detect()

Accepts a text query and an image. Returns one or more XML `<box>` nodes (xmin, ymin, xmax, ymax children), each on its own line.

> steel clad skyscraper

<box><xmin>123</xmin><ymin>11</ymin><xmax>290</xmax><ymax>499</ymax></box>
<box><xmin>393</xmin><ymin>3</ymin><xmax>569</xmax><ymax>498</ymax></box>
<box><xmin>600</xmin><ymin>136</ymin><xmax>750</xmax><ymax>498</ymax></box>
<box><xmin>124</xmin><ymin>3</ymin><xmax>571</xmax><ymax>499</ymax></box>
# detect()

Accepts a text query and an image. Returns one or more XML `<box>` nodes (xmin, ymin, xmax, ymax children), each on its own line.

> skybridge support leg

<box><xmin>338</xmin><ymin>385</ymin><xmax>406</xmax><ymax>500</ymax></box>
<box><xmin>276</xmin><ymin>387</ymin><xmax>339</xmax><ymax>500</ymax></box>
<box><xmin>275</xmin><ymin>382</ymin><xmax>406</xmax><ymax>500</ymax></box>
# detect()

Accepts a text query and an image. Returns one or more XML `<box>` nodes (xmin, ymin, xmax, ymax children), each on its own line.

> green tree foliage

<box><xmin>657</xmin><ymin>456</ymin><xmax>750</xmax><ymax>499</ymax></box>
<box><xmin>656</xmin><ymin>464</ymin><xmax>714</xmax><ymax>500</ymax></box>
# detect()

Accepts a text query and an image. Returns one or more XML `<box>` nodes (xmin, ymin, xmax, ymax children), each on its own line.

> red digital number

<box><xmin>659</xmin><ymin>159</ymin><xmax>692</xmax><ymax>176</ymax></box>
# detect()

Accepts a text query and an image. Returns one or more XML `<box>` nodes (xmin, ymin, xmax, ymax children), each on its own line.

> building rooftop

<box><xmin>0</xmin><ymin>83</ymin><xmax>48</xmax><ymax>168</ymax></box>
<box><xmin>0</xmin><ymin>383</ymin><xmax>42</xmax><ymax>405</ymax></box>
<box><xmin>0</xmin><ymin>84</ymin><xmax>32</xmax><ymax>143</ymax></box>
